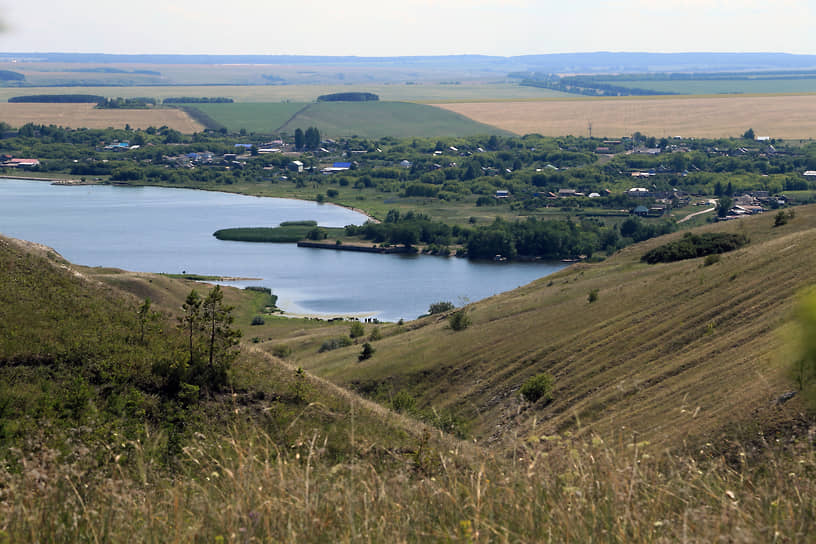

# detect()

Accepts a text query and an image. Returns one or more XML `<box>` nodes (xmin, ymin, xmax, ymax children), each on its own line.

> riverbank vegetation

<box><xmin>214</xmin><ymin>223</ymin><xmax>345</xmax><ymax>243</ymax></box>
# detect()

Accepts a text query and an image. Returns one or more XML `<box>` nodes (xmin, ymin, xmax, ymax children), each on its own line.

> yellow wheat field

<box><xmin>0</xmin><ymin>103</ymin><xmax>204</xmax><ymax>132</ymax></box>
<box><xmin>432</xmin><ymin>94</ymin><xmax>816</xmax><ymax>139</ymax></box>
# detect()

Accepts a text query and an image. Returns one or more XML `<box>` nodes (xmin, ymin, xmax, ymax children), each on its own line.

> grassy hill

<box><xmin>280</xmin><ymin>101</ymin><xmax>512</xmax><ymax>138</ymax></box>
<box><xmin>2</xmin><ymin>205</ymin><xmax>816</xmax><ymax>540</ymax></box>
<box><xmin>185</xmin><ymin>100</ymin><xmax>513</xmax><ymax>138</ymax></box>
<box><xmin>297</xmin><ymin>206</ymin><xmax>816</xmax><ymax>450</ymax></box>
<box><xmin>179</xmin><ymin>102</ymin><xmax>308</xmax><ymax>133</ymax></box>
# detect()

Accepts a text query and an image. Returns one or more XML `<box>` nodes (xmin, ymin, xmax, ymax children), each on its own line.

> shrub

<box><xmin>349</xmin><ymin>321</ymin><xmax>365</xmax><ymax>338</ymax></box>
<box><xmin>641</xmin><ymin>232</ymin><xmax>749</xmax><ymax>264</ymax></box>
<box><xmin>774</xmin><ymin>210</ymin><xmax>788</xmax><ymax>227</ymax></box>
<box><xmin>289</xmin><ymin>367</ymin><xmax>311</xmax><ymax>403</ymax></box>
<box><xmin>359</xmin><ymin>342</ymin><xmax>375</xmax><ymax>361</ymax></box>
<box><xmin>369</xmin><ymin>327</ymin><xmax>382</xmax><ymax>341</ymax></box>
<box><xmin>306</xmin><ymin>227</ymin><xmax>327</xmax><ymax>240</ymax></box>
<box><xmin>449</xmin><ymin>309</ymin><xmax>471</xmax><ymax>331</ymax></box>
<box><xmin>520</xmin><ymin>373</ymin><xmax>554</xmax><ymax>403</ymax></box>
<box><xmin>587</xmin><ymin>289</ymin><xmax>599</xmax><ymax>303</ymax></box>
<box><xmin>704</xmin><ymin>254</ymin><xmax>720</xmax><ymax>266</ymax></box>
<box><xmin>428</xmin><ymin>301</ymin><xmax>455</xmax><ymax>315</ymax></box>
<box><xmin>251</xmin><ymin>316</ymin><xmax>265</xmax><ymax>326</ymax></box>
<box><xmin>271</xmin><ymin>344</ymin><xmax>292</xmax><ymax>358</ymax></box>
<box><xmin>319</xmin><ymin>336</ymin><xmax>353</xmax><ymax>352</ymax></box>
<box><xmin>326</xmin><ymin>189</ymin><xmax>339</xmax><ymax>198</ymax></box>
<box><xmin>391</xmin><ymin>390</ymin><xmax>416</xmax><ymax>413</ymax></box>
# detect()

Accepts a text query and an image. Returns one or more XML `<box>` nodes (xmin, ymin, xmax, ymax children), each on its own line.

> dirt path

<box><xmin>678</xmin><ymin>200</ymin><xmax>717</xmax><ymax>224</ymax></box>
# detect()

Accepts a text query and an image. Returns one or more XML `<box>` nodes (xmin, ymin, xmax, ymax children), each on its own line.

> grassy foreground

<box><xmin>3</xmin><ymin>417</ymin><xmax>814</xmax><ymax>541</ymax></box>
<box><xmin>1</xmin><ymin>206</ymin><xmax>816</xmax><ymax>540</ymax></box>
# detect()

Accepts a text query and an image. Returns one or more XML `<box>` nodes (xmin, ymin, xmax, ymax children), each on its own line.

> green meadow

<box><xmin>184</xmin><ymin>100</ymin><xmax>512</xmax><ymax>138</ymax></box>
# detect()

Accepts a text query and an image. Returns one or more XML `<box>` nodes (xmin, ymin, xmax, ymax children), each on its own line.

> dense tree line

<box><xmin>317</xmin><ymin>92</ymin><xmax>379</xmax><ymax>102</ymax></box>
<box><xmin>641</xmin><ymin>232</ymin><xmax>749</xmax><ymax>264</ymax></box>
<box><xmin>163</xmin><ymin>97</ymin><xmax>234</xmax><ymax>104</ymax></box>
<box><xmin>9</xmin><ymin>94</ymin><xmax>105</xmax><ymax>103</ymax></box>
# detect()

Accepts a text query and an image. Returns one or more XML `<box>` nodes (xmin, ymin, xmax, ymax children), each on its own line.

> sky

<box><xmin>1</xmin><ymin>0</ymin><xmax>814</xmax><ymax>57</ymax></box>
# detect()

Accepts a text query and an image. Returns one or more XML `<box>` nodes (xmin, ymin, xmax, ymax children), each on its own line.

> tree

<box><xmin>175</xmin><ymin>286</ymin><xmax>240</xmax><ymax>392</ymax></box>
<box><xmin>305</xmin><ymin>126</ymin><xmax>321</xmax><ymax>150</ymax></box>
<box><xmin>294</xmin><ymin>128</ymin><xmax>305</xmax><ymax>150</ymax></box>
<box><xmin>201</xmin><ymin>285</ymin><xmax>241</xmax><ymax>372</ymax></box>
<box><xmin>180</xmin><ymin>289</ymin><xmax>202</xmax><ymax>366</ymax></box>
<box><xmin>448</xmin><ymin>308</ymin><xmax>471</xmax><ymax>331</ymax></box>
<box><xmin>428</xmin><ymin>301</ymin><xmax>455</xmax><ymax>315</ymax></box>
<box><xmin>358</xmin><ymin>342</ymin><xmax>375</xmax><ymax>361</ymax></box>
<box><xmin>717</xmin><ymin>196</ymin><xmax>732</xmax><ymax>218</ymax></box>
<box><xmin>136</xmin><ymin>297</ymin><xmax>156</xmax><ymax>345</ymax></box>
<box><xmin>349</xmin><ymin>321</ymin><xmax>365</xmax><ymax>338</ymax></box>
<box><xmin>743</xmin><ymin>128</ymin><xmax>755</xmax><ymax>140</ymax></box>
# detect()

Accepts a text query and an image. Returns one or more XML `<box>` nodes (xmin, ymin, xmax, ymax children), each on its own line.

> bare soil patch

<box><xmin>0</xmin><ymin>103</ymin><xmax>204</xmax><ymax>132</ymax></box>
<box><xmin>432</xmin><ymin>94</ymin><xmax>816</xmax><ymax>139</ymax></box>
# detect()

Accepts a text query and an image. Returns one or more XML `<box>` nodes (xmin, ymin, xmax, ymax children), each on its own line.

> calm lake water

<box><xmin>0</xmin><ymin>179</ymin><xmax>565</xmax><ymax>321</ymax></box>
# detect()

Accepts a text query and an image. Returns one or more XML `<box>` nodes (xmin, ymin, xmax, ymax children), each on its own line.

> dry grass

<box><xmin>1</xmin><ymin>421</ymin><xmax>813</xmax><ymax>542</ymax></box>
<box><xmin>303</xmin><ymin>206</ymin><xmax>816</xmax><ymax>450</ymax></box>
<box><xmin>0</xmin><ymin>103</ymin><xmax>204</xmax><ymax>132</ymax></box>
<box><xmin>432</xmin><ymin>94</ymin><xmax>816</xmax><ymax>138</ymax></box>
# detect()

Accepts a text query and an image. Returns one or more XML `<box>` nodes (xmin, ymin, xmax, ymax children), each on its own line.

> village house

<box><xmin>321</xmin><ymin>162</ymin><xmax>352</xmax><ymax>174</ymax></box>
<box><xmin>1</xmin><ymin>157</ymin><xmax>40</xmax><ymax>168</ymax></box>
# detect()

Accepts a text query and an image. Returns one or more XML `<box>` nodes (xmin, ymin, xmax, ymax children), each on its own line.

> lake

<box><xmin>0</xmin><ymin>179</ymin><xmax>565</xmax><ymax>321</ymax></box>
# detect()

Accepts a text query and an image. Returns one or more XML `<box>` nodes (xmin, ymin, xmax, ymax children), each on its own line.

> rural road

<box><xmin>678</xmin><ymin>200</ymin><xmax>717</xmax><ymax>223</ymax></box>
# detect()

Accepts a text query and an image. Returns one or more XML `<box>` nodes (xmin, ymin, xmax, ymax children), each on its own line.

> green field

<box><xmin>599</xmin><ymin>77</ymin><xmax>816</xmax><ymax>95</ymax></box>
<box><xmin>278</xmin><ymin>101</ymin><xmax>511</xmax><ymax>138</ymax></box>
<box><xmin>183</xmin><ymin>102</ymin><xmax>308</xmax><ymax>132</ymax></box>
<box><xmin>186</xmin><ymin>100</ymin><xmax>512</xmax><ymax>138</ymax></box>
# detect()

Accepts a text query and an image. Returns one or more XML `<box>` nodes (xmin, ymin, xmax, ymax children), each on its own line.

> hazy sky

<box><xmin>1</xmin><ymin>0</ymin><xmax>813</xmax><ymax>56</ymax></box>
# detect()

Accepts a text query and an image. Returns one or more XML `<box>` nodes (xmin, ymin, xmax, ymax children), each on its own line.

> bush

<box><xmin>428</xmin><ymin>301</ymin><xmax>455</xmax><ymax>315</ymax></box>
<box><xmin>449</xmin><ymin>309</ymin><xmax>471</xmax><ymax>331</ymax></box>
<box><xmin>774</xmin><ymin>210</ymin><xmax>788</xmax><ymax>227</ymax></box>
<box><xmin>358</xmin><ymin>342</ymin><xmax>375</xmax><ymax>361</ymax></box>
<box><xmin>520</xmin><ymin>373</ymin><xmax>554</xmax><ymax>403</ymax></box>
<box><xmin>704</xmin><ymin>254</ymin><xmax>720</xmax><ymax>266</ymax></box>
<box><xmin>349</xmin><ymin>321</ymin><xmax>365</xmax><ymax>338</ymax></box>
<box><xmin>271</xmin><ymin>344</ymin><xmax>292</xmax><ymax>358</ymax></box>
<box><xmin>369</xmin><ymin>327</ymin><xmax>382</xmax><ymax>341</ymax></box>
<box><xmin>641</xmin><ymin>232</ymin><xmax>749</xmax><ymax>264</ymax></box>
<box><xmin>391</xmin><ymin>391</ymin><xmax>416</xmax><ymax>413</ymax></box>
<box><xmin>319</xmin><ymin>336</ymin><xmax>353</xmax><ymax>352</ymax></box>
<box><xmin>587</xmin><ymin>289</ymin><xmax>599</xmax><ymax>303</ymax></box>
<box><xmin>251</xmin><ymin>316</ymin><xmax>265</xmax><ymax>326</ymax></box>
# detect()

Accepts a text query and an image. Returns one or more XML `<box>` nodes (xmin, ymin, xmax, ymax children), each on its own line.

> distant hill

<box><xmin>4</xmin><ymin>51</ymin><xmax>816</xmax><ymax>74</ymax></box>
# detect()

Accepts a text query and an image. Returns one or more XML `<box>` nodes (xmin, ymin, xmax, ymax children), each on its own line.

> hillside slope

<box><xmin>301</xmin><ymin>206</ymin><xmax>816</xmax><ymax>448</ymax></box>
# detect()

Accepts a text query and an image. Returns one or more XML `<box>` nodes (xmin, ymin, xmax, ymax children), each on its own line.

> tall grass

<box><xmin>2</xmin><ymin>424</ymin><xmax>813</xmax><ymax>542</ymax></box>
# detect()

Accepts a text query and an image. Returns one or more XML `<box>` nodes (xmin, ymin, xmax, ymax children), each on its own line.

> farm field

<box><xmin>599</xmin><ymin>77</ymin><xmax>816</xmax><ymax>95</ymax></box>
<box><xmin>0</xmin><ymin>82</ymin><xmax>568</xmax><ymax>104</ymax></box>
<box><xmin>276</xmin><ymin>101</ymin><xmax>511</xmax><ymax>138</ymax></box>
<box><xmin>0</xmin><ymin>103</ymin><xmax>204</xmax><ymax>132</ymax></box>
<box><xmin>433</xmin><ymin>94</ymin><xmax>816</xmax><ymax>138</ymax></box>
<box><xmin>183</xmin><ymin>102</ymin><xmax>308</xmax><ymax>132</ymax></box>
